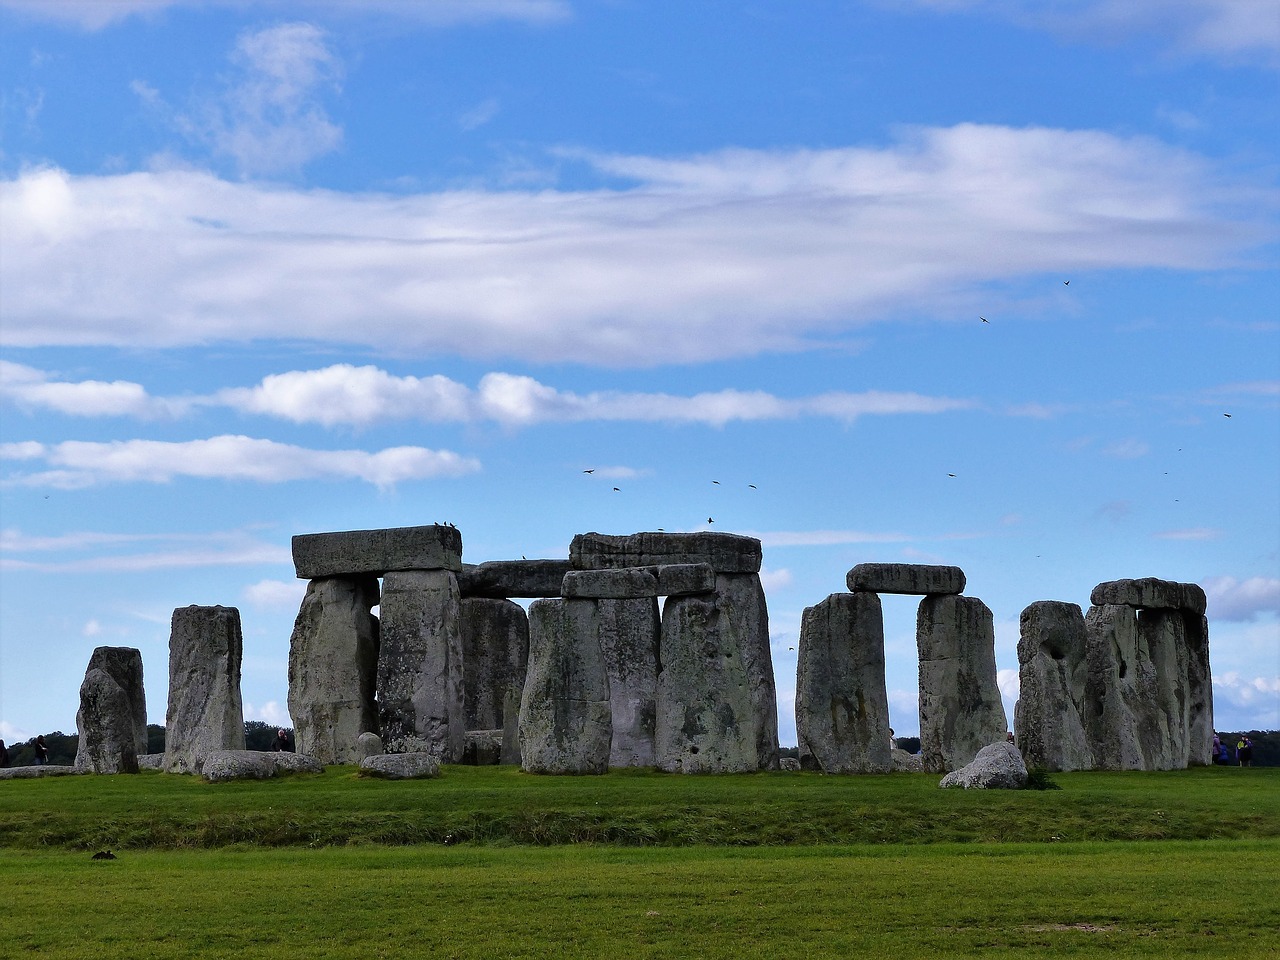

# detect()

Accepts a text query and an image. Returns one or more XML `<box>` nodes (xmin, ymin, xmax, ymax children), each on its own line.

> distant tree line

<box><xmin>2</xmin><ymin>721</ymin><xmax>294</xmax><ymax>766</ymax></box>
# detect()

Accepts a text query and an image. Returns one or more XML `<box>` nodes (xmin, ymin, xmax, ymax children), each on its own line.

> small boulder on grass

<box><xmin>360</xmin><ymin>753</ymin><xmax>441</xmax><ymax>780</ymax></box>
<box><xmin>271</xmin><ymin>752</ymin><xmax>325</xmax><ymax>774</ymax></box>
<box><xmin>939</xmin><ymin>741</ymin><xmax>1028</xmax><ymax>790</ymax></box>
<box><xmin>203</xmin><ymin>750</ymin><xmax>276</xmax><ymax>782</ymax></box>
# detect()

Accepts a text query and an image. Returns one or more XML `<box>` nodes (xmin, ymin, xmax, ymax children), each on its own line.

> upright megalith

<box><xmin>573</xmin><ymin>532</ymin><xmax>778</xmax><ymax>772</ymax></box>
<box><xmin>75</xmin><ymin>646</ymin><xmax>147</xmax><ymax>774</ymax></box>
<box><xmin>1014</xmin><ymin>602</ymin><xmax>1091</xmax><ymax>772</ymax></box>
<box><xmin>1084</xmin><ymin>578</ymin><xmax>1213</xmax><ymax>771</ymax></box>
<box><xmin>595</xmin><ymin>596</ymin><xmax>661</xmax><ymax>767</ymax></box>
<box><xmin>519</xmin><ymin>599</ymin><xmax>612</xmax><ymax>774</ymax></box>
<box><xmin>795</xmin><ymin>592</ymin><xmax>892</xmax><ymax>774</ymax></box>
<box><xmin>916</xmin><ymin>595</ymin><xmax>1007</xmax><ymax>773</ymax></box>
<box><xmin>164</xmin><ymin>606</ymin><xmax>246</xmax><ymax>774</ymax></box>
<box><xmin>377</xmin><ymin>569</ymin><xmax>465</xmax><ymax>760</ymax></box>
<box><xmin>287</xmin><ymin>575</ymin><xmax>380</xmax><ymax>764</ymax></box>
<box><xmin>461</xmin><ymin>598</ymin><xmax>529</xmax><ymax>732</ymax></box>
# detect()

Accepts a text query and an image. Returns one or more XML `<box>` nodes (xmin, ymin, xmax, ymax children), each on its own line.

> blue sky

<box><xmin>2</xmin><ymin>0</ymin><xmax>1277</xmax><ymax>746</ymax></box>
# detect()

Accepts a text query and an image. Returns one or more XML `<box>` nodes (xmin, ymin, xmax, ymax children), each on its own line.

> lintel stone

<box><xmin>655</xmin><ymin>563</ymin><xmax>716</xmax><ymax>597</ymax></box>
<box><xmin>458</xmin><ymin>560</ymin><xmax>570</xmax><ymax>598</ymax></box>
<box><xmin>562</xmin><ymin>568</ymin><xmax>659</xmax><ymax>599</ymax></box>
<box><xmin>1089</xmin><ymin>578</ymin><xmax>1207</xmax><ymax>615</ymax></box>
<box><xmin>293</xmin><ymin>525</ymin><xmax>462</xmax><ymax>579</ymax></box>
<box><xmin>570</xmin><ymin>532</ymin><xmax>761</xmax><ymax>574</ymax></box>
<box><xmin>846</xmin><ymin>562</ymin><xmax>965</xmax><ymax>596</ymax></box>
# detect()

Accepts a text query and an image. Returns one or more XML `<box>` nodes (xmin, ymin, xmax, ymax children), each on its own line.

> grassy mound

<box><xmin>2</xmin><ymin>764</ymin><xmax>1276</xmax><ymax>851</ymax></box>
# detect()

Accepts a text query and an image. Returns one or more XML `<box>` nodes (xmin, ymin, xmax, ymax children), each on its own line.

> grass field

<box><xmin>2</xmin><ymin>766</ymin><xmax>1277</xmax><ymax>958</ymax></box>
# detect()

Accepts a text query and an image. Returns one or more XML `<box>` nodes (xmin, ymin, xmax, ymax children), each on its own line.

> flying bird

<box><xmin>708</xmin><ymin>517</ymin><xmax>714</xmax><ymax>524</ymax></box>
<box><xmin>1064</xmin><ymin>280</ymin><xmax>1070</xmax><ymax>286</ymax></box>
<box><xmin>980</xmin><ymin>317</ymin><xmax>989</xmax><ymax>323</ymax></box>
<box><xmin>948</xmin><ymin>473</ymin><xmax>957</xmax><ymax>478</ymax></box>
<box><xmin>613</xmin><ymin>487</ymin><xmax>620</xmax><ymax>492</ymax></box>
<box><xmin>1224</xmin><ymin>413</ymin><xmax>1232</xmax><ymax>418</ymax></box>
<box><xmin>583</xmin><ymin>469</ymin><xmax>595</xmax><ymax>474</ymax></box>
<box><xmin>712</xmin><ymin>480</ymin><xmax>720</xmax><ymax>485</ymax></box>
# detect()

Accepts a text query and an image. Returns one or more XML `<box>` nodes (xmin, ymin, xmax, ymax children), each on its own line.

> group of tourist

<box><xmin>0</xmin><ymin>736</ymin><xmax>54</xmax><ymax>767</ymax></box>
<box><xmin>1212</xmin><ymin>733</ymin><xmax>1254</xmax><ymax>766</ymax></box>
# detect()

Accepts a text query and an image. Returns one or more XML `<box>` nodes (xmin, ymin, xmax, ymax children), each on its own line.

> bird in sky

<box><xmin>712</xmin><ymin>480</ymin><xmax>720</xmax><ymax>485</ymax></box>
<box><xmin>708</xmin><ymin>517</ymin><xmax>714</xmax><ymax>524</ymax></box>
<box><xmin>948</xmin><ymin>473</ymin><xmax>957</xmax><ymax>478</ymax></box>
<box><xmin>583</xmin><ymin>469</ymin><xmax>595</xmax><ymax>474</ymax></box>
<box><xmin>613</xmin><ymin>487</ymin><xmax>620</xmax><ymax>492</ymax></box>
<box><xmin>1224</xmin><ymin>413</ymin><xmax>1232</xmax><ymax>418</ymax></box>
<box><xmin>980</xmin><ymin>317</ymin><xmax>989</xmax><ymax>323</ymax></box>
<box><xmin>1064</xmin><ymin>280</ymin><xmax>1070</xmax><ymax>285</ymax></box>
<box><xmin>748</xmin><ymin>484</ymin><xmax>757</xmax><ymax>489</ymax></box>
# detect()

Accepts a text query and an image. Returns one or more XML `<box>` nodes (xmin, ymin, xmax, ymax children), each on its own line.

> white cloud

<box><xmin>0</xmin><ymin>527</ymin><xmax>291</xmax><ymax>573</ymax></box>
<box><xmin>0</xmin><ymin>435</ymin><xmax>480</xmax><ymax>490</ymax></box>
<box><xmin>2</xmin><ymin>124</ymin><xmax>1269</xmax><ymax>365</ymax></box>
<box><xmin>82</xmin><ymin>619</ymin><xmax>101</xmax><ymax>636</ymax></box>
<box><xmin>759</xmin><ymin>567</ymin><xmax>794</xmax><ymax>592</ymax></box>
<box><xmin>1103</xmin><ymin>438</ymin><xmax>1151</xmax><ymax>459</ymax></box>
<box><xmin>180</xmin><ymin>22</ymin><xmax>343</xmax><ymax>175</ymax></box>
<box><xmin>896</xmin><ymin>0</ymin><xmax>1280</xmax><ymax>65</ymax></box>
<box><xmin>243</xmin><ymin>578</ymin><xmax>307</xmax><ymax>610</ymax></box>
<box><xmin>0</xmin><ymin>360</ymin><xmax>181</xmax><ymax>418</ymax></box>
<box><xmin>243</xmin><ymin>700</ymin><xmax>292</xmax><ymax>727</ymax></box>
<box><xmin>0</xmin><ymin>0</ymin><xmax>570</xmax><ymax>30</ymax></box>
<box><xmin>1203</xmin><ymin>576</ymin><xmax>1280</xmax><ymax>621</ymax></box>
<box><xmin>1212</xmin><ymin>672</ymin><xmax>1280</xmax><ymax>730</ymax></box>
<box><xmin>460</xmin><ymin>98</ymin><xmax>500</xmax><ymax>131</ymax></box>
<box><xmin>1153</xmin><ymin>527</ymin><xmax>1222</xmax><ymax>540</ymax></box>
<box><xmin>753</xmin><ymin>529</ymin><xmax>915</xmax><ymax>547</ymax></box>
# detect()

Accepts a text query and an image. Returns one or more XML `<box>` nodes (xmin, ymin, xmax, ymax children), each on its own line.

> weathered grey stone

<box><xmin>74</xmin><ymin>646</ymin><xmax>147</xmax><ymax>775</ymax></box>
<box><xmin>1014</xmin><ymin>602</ymin><xmax>1092</xmax><ymax>772</ymax></box>
<box><xmin>463</xmin><ymin>729</ymin><xmax>503</xmax><ymax>765</ymax></box>
<box><xmin>287</xmin><ymin>575</ymin><xmax>380</xmax><ymax>765</ymax></box>
<box><xmin>461</xmin><ymin>598</ymin><xmax>529</xmax><ymax>733</ymax></box>
<box><xmin>655</xmin><ymin>563</ymin><xmax>716</xmax><ymax>596</ymax></box>
<box><xmin>1084</xmin><ymin>603</ymin><xmax>1214</xmax><ymax>771</ymax></box>
<box><xmin>1090</xmin><ymin>578</ymin><xmax>1207</xmax><ymax>615</ymax></box>
<box><xmin>355</xmin><ymin>731</ymin><xmax>383</xmax><ymax>762</ymax></box>
<box><xmin>377</xmin><ymin>570</ymin><xmax>465</xmax><ymax>760</ymax></box>
<box><xmin>519</xmin><ymin>599</ymin><xmax>612</xmax><ymax>774</ymax></box>
<box><xmin>779</xmin><ymin>757</ymin><xmax>801</xmax><ymax>772</ymax></box>
<box><xmin>138</xmin><ymin>754</ymin><xmax>164</xmax><ymax>770</ymax></box>
<box><xmin>202</xmin><ymin>750</ymin><xmax>277</xmax><ymax>782</ymax></box>
<box><xmin>1083</xmin><ymin>604</ymin><xmax>1149</xmax><ymax>771</ymax></box>
<box><xmin>596</xmin><ymin>597</ymin><xmax>661</xmax><ymax>767</ymax></box>
<box><xmin>891</xmin><ymin>748</ymin><xmax>925</xmax><ymax>772</ymax></box>
<box><xmin>562</xmin><ymin>568</ymin><xmax>659</xmax><ymax>599</ymax></box>
<box><xmin>0</xmin><ymin>765</ymin><xmax>79</xmax><ymax>780</ymax></box>
<box><xmin>570</xmin><ymin>532</ymin><xmax>762</xmax><ymax>574</ymax></box>
<box><xmin>795</xmin><ymin>593</ymin><xmax>892</xmax><ymax>774</ymax></box>
<box><xmin>270</xmin><ymin>752</ymin><xmax>325</xmax><ymax>774</ymax></box>
<box><xmin>500</xmin><ymin>687</ymin><xmax>522</xmax><ymax>765</ymax></box>
<box><xmin>164</xmin><ymin>606</ymin><xmax>246</xmax><ymax>775</ymax></box>
<box><xmin>292</xmin><ymin>525</ymin><xmax>462</xmax><ymax>579</ymax></box>
<box><xmin>458</xmin><ymin>560</ymin><xmax>570</xmax><ymax>599</ymax></box>
<box><xmin>359</xmin><ymin>753</ymin><xmax>441</xmax><ymax>779</ymax></box>
<box><xmin>655</xmin><ymin>573</ymin><xmax>779</xmax><ymax>773</ymax></box>
<box><xmin>917</xmin><ymin>595</ymin><xmax>1008</xmax><ymax>773</ymax></box>
<box><xmin>847</xmin><ymin>563</ymin><xmax>966</xmax><ymax>596</ymax></box>
<box><xmin>939</xmin><ymin>741</ymin><xmax>1028</xmax><ymax>789</ymax></box>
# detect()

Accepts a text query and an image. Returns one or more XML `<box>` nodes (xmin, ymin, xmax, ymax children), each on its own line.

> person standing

<box><xmin>1238</xmin><ymin>736</ymin><xmax>1254</xmax><ymax>767</ymax></box>
<box><xmin>34</xmin><ymin>735</ymin><xmax>48</xmax><ymax>765</ymax></box>
<box><xmin>0</xmin><ymin>739</ymin><xmax>8</xmax><ymax>768</ymax></box>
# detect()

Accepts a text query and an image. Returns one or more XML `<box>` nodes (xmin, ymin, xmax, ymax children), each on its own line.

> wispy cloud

<box><xmin>0</xmin><ymin>526</ymin><xmax>291</xmax><ymax>573</ymax></box>
<box><xmin>178</xmin><ymin>22</ymin><xmax>343</xmax><ymax>175</ymax></box>
<box><xmin>0</xmin><ymin>435</ymin><xmax>480</xmax><ymax>489</ymax></box>
<box><xmin>895</xmin><ymin>0</ymin><xmax>1280</xmax><ymax>66</ymax></box>
<box><xmin>751</xmin><ymin>529</ymin><xmax>915</xmax><ymax>548</ymax></box>
<box><xmin>1153</xmin><ymin>526</ymin><xmax>1222</xmax><ymax>540</ymax></box>
<box><xmin>243</xmin><ymin>578</ymin><xmax>307</xmax><ymax>610</ymax></box>
<box><xmin>3</xmin><ymin>361</ymin><xmax>976</xmax><ymax>428</ymax></box>
<box><xmin>0</xmin><ymin>0</ymin><xmax>571</xmax><ymax>30</ymax></box>
<box><xmin>1203</xmin><ymin>575</ymin><xmax>1280</xmax><ymax>621</ymax></box>
<box><xmin>3</xmin><ymin>124</ymin><xmax>1269</xmax><ymax>365</ymax></box>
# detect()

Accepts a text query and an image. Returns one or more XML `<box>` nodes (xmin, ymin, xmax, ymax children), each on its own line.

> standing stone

<box><xmin>795</xmin><ymin>593</ymin><xmax>892</xmax><ymax>774</ymax></box>
<box><xmin>596</xmin><ymin>597</ymin><xmax>661</xmax><ymax>767</ymax></box>
<box><xmin>1014</xmin><ymin>601</ymin><xmax>1092</xmax><ymax>772</ymax></box>
<box><xmin>519</xmin><ymin>599</ymin><xmax>612</xmax><ymax>774</ymax></box>
<box><xmin>164</xmin><ymin>606</ymin><xmax>246</xmax><ymax>774</ymax></box>
<box><xmin>74</xmin><ymin>646</ymin><xmax>147</xmax><ymax>774</ymax></box>
<box><xmin>500</xmin><ymin>687</ymin><xmax>522</xmax><ymax>765</ymax></box>
<box><xmin>656</xmin><ymin>591</ymin><xmax>756</xmax><ymax>773</ymax></box>
<box><xmin>718</xmin><ymin>573</ymin><xmax>780</xmax><ymax>771</ymax></box>
<box><xmin>1185</xmin><ymin>614</ymin><xmax>1215</xmax><ymax>766</ymax></box>
<box><xmin>461</xmin><ymin>598</ymin><xmax>529</xmax><ymax>732</ymax></box>
<box><xmin>377</xmin><ymin>570</ymin><xmax>464</xmax><ymax>761</ymax></box>
<box><xmin>916</xmin><ymin>595</ymin><xmax>1007</xmax><ymax>773</ymax></box>
<box><xmin>1090</xmin><ymin>578</ymin><xmax>1207</xmax><ymax>615</ymax></box>
<box><xmin>1083</xmin><ymin>604</ymin><xmax>1152</xmax><ymax>770</ymax></box>
<box><xmin>287</xmin><ymin>575</ymin><xmax>380</xmax><ymax>764</ymax></box>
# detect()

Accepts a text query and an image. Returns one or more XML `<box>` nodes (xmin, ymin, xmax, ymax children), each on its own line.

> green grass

<box><xmin>2</xmin><ymin>841</ymin><xmax>1277</xmax><ymax>958</ymax></box>
<box><xmin>1</xmin><ymin>765</ymin><xmax>1276</xmax><ymax>850</ymax></box>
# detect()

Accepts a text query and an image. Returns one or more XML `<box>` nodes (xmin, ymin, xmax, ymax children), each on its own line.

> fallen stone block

<box><xmin>0</xmin><ymin>765</ymin><xmax>80</xmax><ymax>780</ymax></box>
<box><xmin>939</xmin><ymin>741</ymin><xmax>1028</xmax><ymax>789</ymax></box>
<box><xmin>138</xmin><ymin>754</ymin><xmax>165</xmax><ymax>770</ymax></box>
<box><xmin>570</xmin><ymin>532</ymin><xmax>762</xmax><ymax>574</ymax></box>
<box><xmin>360</xmin><ymin>753</ymin><xmax>441</xmax><ymax>779</ymax></box>
<box><xmin>779</xmin><ymin>757</ymin><xmax>801</xmax><ymax>772</ymax></box>
<box><xmin>892</xmin><ymin>748</ymin><xmax>925</xmax><ymax>773</ymax></box>
<box><xmin>846</xmin><ymin>563</ymin><xmax>965</xmax><ymax>596</ymax></box>
<box><xmin>355</xmin><ymin>732</ymin><xmax>383</xmax><ymax>763</ymax></box>
<box><xmin>202</xmin><ymin>750</ymin><xmax>277</xmax><ymax>782</ymax></box>
<box><xmin>270</xmin><ymin>752</ymin><xmax>325</xmax><ymax>774</ymax></box>
<box><xmin>1089</xmin><ymin>578</ymin><xmax>1207</xmax><ymax>615</ymax></box>
<box><xmin>292</xmin><ymin>525</ymin><xmax>462</xmax><ymax>579</ymax></box>
<box><xmin>458</xmin><ymin>560</ymin><xmax>570</xmax><ymax>599</ymax></box>
<box><xmin>462</xmin><ymin>729</ymin><xmax>503</xmax><ymax>765</ymax></box>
